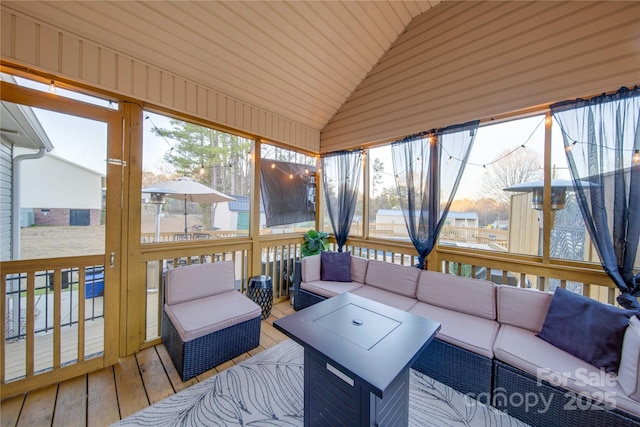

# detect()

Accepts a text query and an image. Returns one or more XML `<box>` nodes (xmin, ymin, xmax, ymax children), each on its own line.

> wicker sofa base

<box><xmin>493</xmin><ymin>360</ymin><xmax>640</xmax><ymax>427</ymax></box>
<box><xmin>412</xmin><ymin>338</ymin><xmax>493</xmax><ymax>397</ymax></box>
<box><xmin>162</xmin><ymin>311</ymin><xmax>261</xmax><ymax>381</ymax></box>
<box><xmin>293</xmin><ymin>287</ymin><xmax>327</xmax><ymax>311</ymax></box>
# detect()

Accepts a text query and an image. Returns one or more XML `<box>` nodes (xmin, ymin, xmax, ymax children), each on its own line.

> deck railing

<box><xmin>1</xmin><ymin>255</ymin><xmax>106</xmax><ymax>396</ymax></box>
<box><xmin>1</xmin><ymin>232</ymin><xmax>621</xmax><ymax>399</ymax></box>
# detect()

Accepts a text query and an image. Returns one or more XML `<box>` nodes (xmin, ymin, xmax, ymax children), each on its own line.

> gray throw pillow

<box><xmin>320</xmin><ymin>251</ymin><xmax>352</xmax><ymax>282</ymax></box>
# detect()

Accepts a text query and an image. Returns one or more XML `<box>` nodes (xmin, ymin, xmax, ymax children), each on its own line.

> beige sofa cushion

<box><xmin>493</xmin><ymin>324</ymin><xmax>640</xmax><ymax>417</ymax></box>
<box><xmin>301</xmin><ymin>254</ymin><xmax>321</xmax><ymax>282</ymax></box>
<box><xmin>165</xmin><ymin>261</ymin><xmax>235</xmax><ymax>305</ymax></box>
<box><xmin>301</xmin><ymin>281</ymin><xmax>363</xmax><ymax>298</ymax></box>
<box><xmin>417</xmin><ymin>270</ymin><xmax>496</xmax><ymax>320</ymax></box>
<box><xmin>351</xmin><ymin>256</ymin><xmax>368</xmax><ymax>283</ymax></box>
<box><xmin>164</xmin><ymin>291</ymin><xmax>261</xmax><ymax>342</ymax></box>
<box><xmin>364</xmin><ymin>259</ymin><xmax>420</xmax><ymax>298</ymax></box>
<box><xmin>350</xmin><ymin>286</ymin><xmax>418</xmax><ymax>311</ymax></box>
<box><xmin>497</xmin><ymin>285</ymin><xmax>553</xmax><ymax>332</ymax></box>
<box><xmin>619</xmin><ymin>316</ymin><xmax>640</xmax><ymax>402</ymax></box>
<box><xmin>409</xmin><ymin>302</ymin><xmax>499</xmax><ymax>358</ymax></box>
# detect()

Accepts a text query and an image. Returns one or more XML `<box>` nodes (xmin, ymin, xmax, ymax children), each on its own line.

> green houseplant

<box><xmin>302</xmin><ymin>229</ymin><xmax>329</xmax><ymax>257</ymax></box>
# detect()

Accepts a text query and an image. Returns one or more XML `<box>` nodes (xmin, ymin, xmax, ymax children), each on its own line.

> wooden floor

<box><xmin>1</xmin><ymin>300</ymin><xmax>295</xmax><ymax>427</ymax></box>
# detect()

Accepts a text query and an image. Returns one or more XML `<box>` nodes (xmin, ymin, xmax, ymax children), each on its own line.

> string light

<box><xmin>199</xmin><ymin>165</ymin><xmax>205</xmax><ymax>175</ymax></box>
<box><xmin>446</xmin><ymin>156</ymin><xmax>452</xmax><ymax>164</ymax></box>
<box><xmin>565</xmin><ymin>141</ymin><xmax>577</xmax><ymax>152</ymax></box>
<box><xmin>289</xmin><ymin>174</ymin><xmax>294</xmax><ymax>179</ymax></box>
<box><xmin>48</xmin><ymin>80</ymin><xmax>56</xmax><ymax>94</ymax></box>
<box><xmin>521</xmin><ymin>144</ymin><xmax>530</xmax><ymax>152</ymax></box>
<box><xmin>633</xmin><ymin>150</ymin><xmax>640</xmax><ymax>164</ymax></box>
<box><xmin>271</xmin><ymin>163</ymin><xmax>276</xmax><ymax>169</ymax></box>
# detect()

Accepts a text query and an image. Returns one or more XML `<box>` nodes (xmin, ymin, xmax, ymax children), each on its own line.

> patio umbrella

<box><xmin>143</xmin><ymin>176</ymin><xmax>235</xmax><ymax>238</ymax></box>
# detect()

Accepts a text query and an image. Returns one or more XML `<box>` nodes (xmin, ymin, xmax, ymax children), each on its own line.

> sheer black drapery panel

<box><xmin>552</xmin><ymin>86</ymin><xmax>640</xmax><ymax>311</ymax></box>
<box><xmin>392</xmin><ymin>121</ymin><xmax>479</xmax><ymax>269</ymax></box>
<box><xmin>321</xmin><ymin>150</ymin><xmax>363</xmax><ymax>251</ymax></box>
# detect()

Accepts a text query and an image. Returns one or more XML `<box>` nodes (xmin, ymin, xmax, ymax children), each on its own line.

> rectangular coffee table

<box><xmin>274</xmin><ymin>292</ymin><xmax>440</xmax><ymax>426</ymax></box>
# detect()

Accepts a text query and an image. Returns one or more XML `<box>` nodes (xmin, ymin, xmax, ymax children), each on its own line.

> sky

<box><xmin>14</xmin><ymin>77</ymin><xmax>173</xmax><ymax>176</ymax></box>
<box><xmin>369</xmin><ymin>115</ymin><xmax>570</xmax><ymax>201</ymax></box>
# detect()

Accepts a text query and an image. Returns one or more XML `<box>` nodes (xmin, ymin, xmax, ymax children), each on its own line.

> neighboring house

<box><xmin>17</xmin><ymin>149</ymin><xmax>104</xmax><ymax>227</ymax></box>
<box><xmin>0</xmin><ymin>89</ymin><xmax>54</xmax><ymax>260</ymax></box>
<box><xmin>443</xmin><ymin>212</ymin><xmax>479</xmax><ymax>229</ymax></box>
<box><xmin>375</xmin><ymin>209</ymin><xmax>478</xmax><ymax>235</ymax></box>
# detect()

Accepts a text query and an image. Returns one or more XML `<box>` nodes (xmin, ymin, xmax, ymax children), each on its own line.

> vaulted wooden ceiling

<box><xmin>2</xmin><ymin>1</ymin><xmax>439</xmax><ymax>131</ymax></box>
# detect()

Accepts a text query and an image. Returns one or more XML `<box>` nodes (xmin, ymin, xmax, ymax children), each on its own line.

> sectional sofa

<box><xmin>292</xmin><ymin>253</ymin><xmax>640</xmax><ymax>426</ymax></box>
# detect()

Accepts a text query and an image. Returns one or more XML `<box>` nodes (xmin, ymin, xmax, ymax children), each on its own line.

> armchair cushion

<box><xmin>536</xmin><ymin>287</ymin><xmax>635</xmax><ymax>373</ymax></box>
<box><xmin>165</xmin><ymin>261</ymin><xmax>236</xmax><ymax>305</ymax></box>
<box><xmin>164</xmin><ymin>291</ymin><xmax>261</xmax><ymax>342</ymax></box>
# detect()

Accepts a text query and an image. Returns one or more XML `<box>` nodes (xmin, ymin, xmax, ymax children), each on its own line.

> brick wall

<box><xmin>33</xmin><ymin>208</ymin><xmax>102</xmax><ymax>226</ymax></box>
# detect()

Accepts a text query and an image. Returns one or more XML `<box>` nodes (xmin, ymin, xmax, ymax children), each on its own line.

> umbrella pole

<box><xmin>155</xmin><ymin>202</ymin><xmax>162</xmax><ymax>242</ymax></box>
<box><xmin>184</xmin><ymin>197</ymin><xmax>188</xmax><ymax>233</ymax></box>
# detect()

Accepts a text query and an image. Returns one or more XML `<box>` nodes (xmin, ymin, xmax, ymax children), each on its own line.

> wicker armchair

<box><xmin>161</xmin><ymin>261</ymin><xmax>261</xmax><ymax>381</ymax></box>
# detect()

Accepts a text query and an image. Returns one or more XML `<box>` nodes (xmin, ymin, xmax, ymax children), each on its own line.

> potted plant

<box><xmin>302</xmin><ymin>229</ymin><xmax>329</xmax><ymax>257</ymax></box>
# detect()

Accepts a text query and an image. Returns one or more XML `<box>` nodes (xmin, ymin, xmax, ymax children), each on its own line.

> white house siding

<box><xmin>0</xmin><ymin>142</ymin><xmax>12</xmax><ymax>260</ymax></box>
<box><xmin>0</xmin><ymin>9</ymin><xmax>320</xmax><ymax>153</ymax></box>
<box><xmin>19</xmin><ymin>152</ymin><xmax>103</xmax><ymax>225</ymax></box>
<box><xmin>321</xmin><ymin>1</ymin><xmax>640</xmax><ymax>151</ymax></box>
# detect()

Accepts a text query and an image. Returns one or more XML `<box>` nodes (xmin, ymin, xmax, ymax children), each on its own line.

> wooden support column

<box><xmin>250</xmin><ymin>139</ymin><xmax>262</xmax><ymax>278</ymax></box>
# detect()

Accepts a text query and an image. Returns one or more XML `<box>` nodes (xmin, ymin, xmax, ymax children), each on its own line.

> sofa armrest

<box><xmin>301</xmin><ymin>254</ymin><xmax>321</xmax><ymax>282</ymax></box>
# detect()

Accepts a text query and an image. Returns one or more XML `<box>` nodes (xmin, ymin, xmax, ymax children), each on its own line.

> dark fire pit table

<box><xmin>274</xmin><ymin>292</ymin><xmax>440</xmax><ymax>427</ymax></box>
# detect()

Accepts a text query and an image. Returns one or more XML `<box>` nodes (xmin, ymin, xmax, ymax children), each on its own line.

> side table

<box><xmin>248</xmin><ymin>275</ymin><xmax>273</xmax><ymax>319</ymax></box>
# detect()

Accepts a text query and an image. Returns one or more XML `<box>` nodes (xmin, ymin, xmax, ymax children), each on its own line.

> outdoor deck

<box><xmin>0</xmin><ymin>299</ymin><xmax>295</xmax><ymax>427</ymax></box>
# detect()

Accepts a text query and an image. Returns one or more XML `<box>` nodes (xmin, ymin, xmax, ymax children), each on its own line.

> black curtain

<box><xmin>321</xmin><ymin>150</ymin><xmax>362</xmax><ymax>251</ymax></box>
<box><xmin>551</xmin><ymin>86</ymin><xmax>640</xmax><ymax>311</ymax></box>
<box><xmin>391</xmin><ymin>121</ymin><xmax>479</xmax><ymax>269</ymax></box>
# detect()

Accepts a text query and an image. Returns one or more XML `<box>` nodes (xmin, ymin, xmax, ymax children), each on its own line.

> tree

<box><xmin>482</xmin><ymin>148</ymin><xmax>543</xmax><ymax>205</ymax></box>
<box><xmin>151</xmin><ymin>119</ymin><xmax>252</xmax><ymax>229</ymax></box>
<box><xmin>369</xmin><ymin>186</ymin><xmax>401</xmax><ymax>223</ymax></box>
<box><xmin>371</xmin><ymin>157</ymin><xmax>385</xmax><ymax>197</ymax></box>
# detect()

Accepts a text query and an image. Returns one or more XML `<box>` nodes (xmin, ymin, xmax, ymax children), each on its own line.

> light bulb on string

<box><xmin>446</xmin><ymin>156</ymin><xmax>452</xmax><ymax>165</ymax></box>
<box><xmin>48</xmin><ymin>80</ymin><xmax>56</xmax><ymax>94</ymax></box>
<box><xmin>633</xmin><ymin>150</ymin><xmax>640</xmax><ymax>164</ymax></box>
<box><xmin>566</xmin><ymin>141</ymin><xmax>577</xmax><ymax>153</ymax></box>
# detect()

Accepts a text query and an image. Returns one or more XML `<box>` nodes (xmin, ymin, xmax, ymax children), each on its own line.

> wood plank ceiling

<box><xmin>1</xmin><ymin>1</ymin><xmax>438</xmax><ymax>131</ymax></box>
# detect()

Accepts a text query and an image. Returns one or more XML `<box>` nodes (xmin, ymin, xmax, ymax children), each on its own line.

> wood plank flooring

<box><xmin>1</xmin><ymin>300</ymin><xmax>295</xmax><ymax>427</ymax></box>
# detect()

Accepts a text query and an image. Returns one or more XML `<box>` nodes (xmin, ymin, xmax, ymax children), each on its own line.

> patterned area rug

<box><xmin>113</xmin><ymin>340</ymin><xmax>529</xmax><ymax>426</ymax></box>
